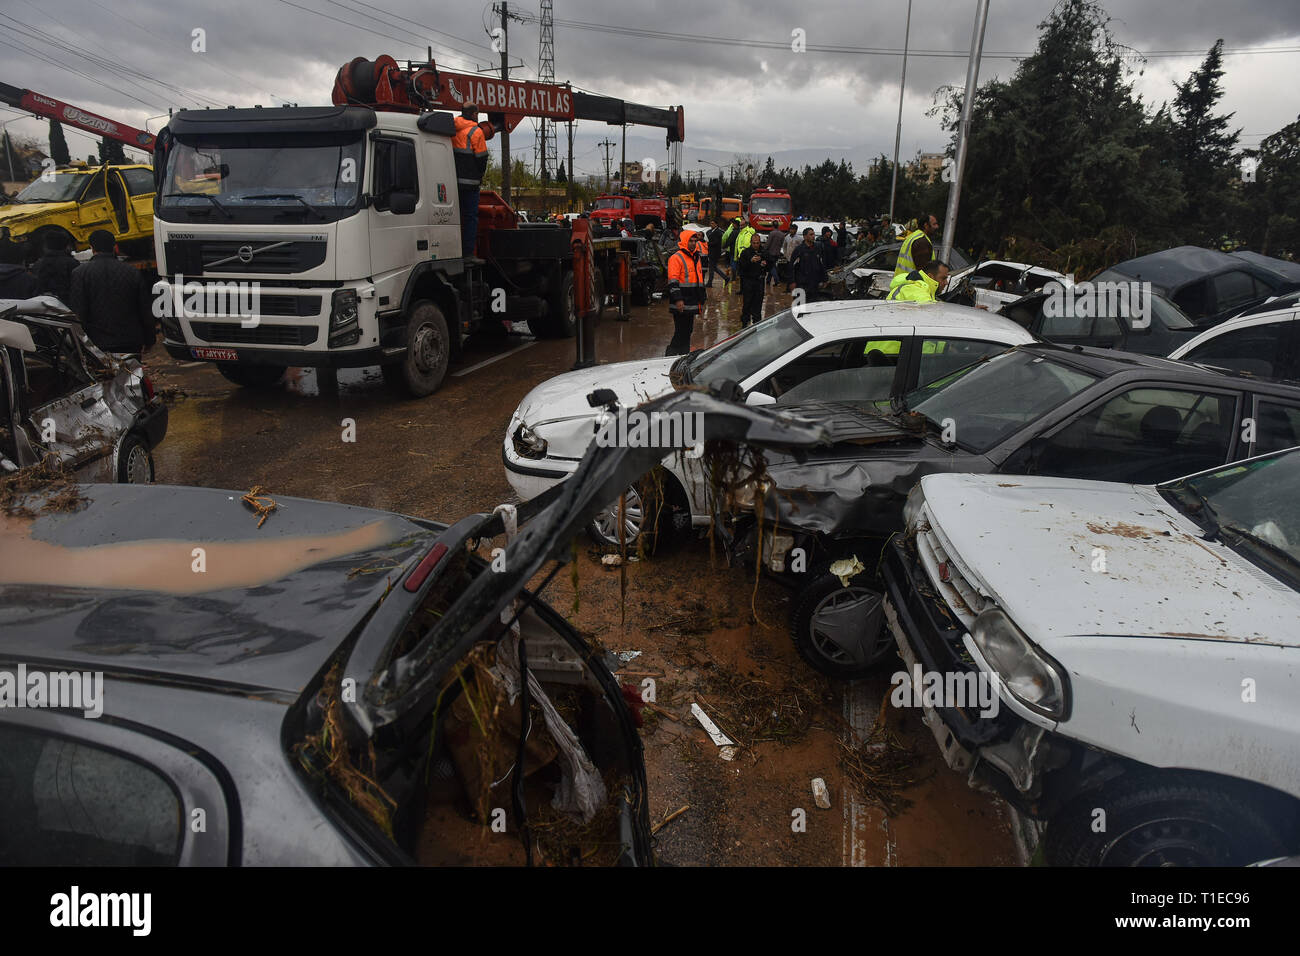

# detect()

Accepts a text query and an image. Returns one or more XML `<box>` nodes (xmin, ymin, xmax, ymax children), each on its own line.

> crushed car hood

<box><xmin>0</xmin><ymin>484</ymin><xmax>434</xmax><ymax>695</ymax></box>
<box><xmin>919</xmin><ymin>473</ymin><xmax>1300</xmax><ymax>647</ymax></box>
<box><xmin>756</xmin><ymin>403</ymin><xmax>988</xmax><ymax>537</ymax></box>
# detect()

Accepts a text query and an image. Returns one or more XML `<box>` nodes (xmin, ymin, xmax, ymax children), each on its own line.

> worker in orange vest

<box><xmin>453</xmin><ymin>104</ymin><xmax>492</xmax><ymax>257</ymax></box>
<box><xmin>665</xmin><ymin>229</ymin><xmax>707</xmax><ymax>355</ymax></box>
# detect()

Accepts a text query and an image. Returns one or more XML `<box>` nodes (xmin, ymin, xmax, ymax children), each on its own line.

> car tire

<box><xmin>116</xmin><ymin>433</ymin><xmax>155</xmax><ymax>484</ymax></box>
<box><xmin>216</xmin><ymin>363</ymin><xmax>285</xmax><ymax>388</ymax></box>
<box><xmin>586</xmin><ymin>480</ymin><xmax>666</xmax><ymax>553</ymax></box>
<box><xmin>534</xmin><ymin>271</ymin><xmax>577</xmax><ymax>339</ymax></box>
<box><xmin>382</xmin><ymin>300</ymin><xmax>450</xmax><ymax>398</ymax></box>
<box><xmin>1044</xmin><ymin>773</ymin><xmax>1293</xmax><ymax>866</ymax></box>
<box><xmin>790</xmin><ymin>569</ymin><xmax>894</xmax><ymax>679</ymax></box>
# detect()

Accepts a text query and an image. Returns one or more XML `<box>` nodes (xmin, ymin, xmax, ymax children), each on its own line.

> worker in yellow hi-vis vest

<box><xmin>887</xmin><ymin>259</ymin><xmax>951</xmax><ymax>302</ymax></box>
<box><xmin>894</xmin><ymin>212</ymin><xmax>939</xmax><ymax>276</ymax></box>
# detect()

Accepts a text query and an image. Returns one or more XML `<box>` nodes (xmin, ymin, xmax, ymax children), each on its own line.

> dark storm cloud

<box><xmin>1</xmin><ymin>0</ymin><xmax>1297</xmax><ymax>163</ymax></box>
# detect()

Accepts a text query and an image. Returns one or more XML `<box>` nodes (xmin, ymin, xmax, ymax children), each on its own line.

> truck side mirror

<box><xmin>389</xmin><ymin>191</ymin><xmax>417</xmax><ymax>215</ymax></box>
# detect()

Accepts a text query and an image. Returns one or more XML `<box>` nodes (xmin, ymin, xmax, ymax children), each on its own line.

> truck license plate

<box><xmin>191</xmin><ymin>347</ymin><xmax>239</xmax><ymax>361</ymax></box>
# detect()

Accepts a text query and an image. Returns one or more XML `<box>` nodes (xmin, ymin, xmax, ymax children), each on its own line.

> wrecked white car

<box><xmin>0</xmin><ymin>299</ymin><xmax>167</xmax><ymax>482</ymax></box>
<box><xmin>882</xmin><ymin>451</ymin><xmax>1300</xmax><ymax>865</ymax></box>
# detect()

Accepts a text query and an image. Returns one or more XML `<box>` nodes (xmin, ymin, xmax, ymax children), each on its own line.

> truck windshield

<box><xmin>161</xmin><ymin>133</ymin><xmax>364</xmax><ymax>217</ymax></box>
<box><xmin>593</xmin><ymin>198</ymin><xmax>628</xmax><ymax>209</ymax></box>
<box><xmin>749</xmin><ymin>196</ymin><xmax>791</xmax><ymax>214</ymax></box>
<box><xmin>15</xmin><ymin>173</ymin><xmax>87</xmax><ymax>204</ymax></box>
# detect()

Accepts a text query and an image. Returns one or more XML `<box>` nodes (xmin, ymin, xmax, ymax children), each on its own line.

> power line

<box><xmin>513</xmin><ymin>12</ymin><xmax>1300</xmax><ymax>61</ymax></box>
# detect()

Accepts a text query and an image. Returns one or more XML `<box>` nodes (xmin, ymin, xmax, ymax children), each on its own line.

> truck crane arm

<box><xmin>0</xmin><ymin>81</ymin><xmax>156</xmax><ymax>154</ymax></box>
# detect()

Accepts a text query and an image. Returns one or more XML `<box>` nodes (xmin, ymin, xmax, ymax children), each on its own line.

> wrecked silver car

<box><xmin>0</xmin><ymin>298</ymin><xmax>167</xmax><ymax>482</ymax></box>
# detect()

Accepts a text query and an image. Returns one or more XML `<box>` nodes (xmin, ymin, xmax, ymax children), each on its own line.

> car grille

<box><xmin>913</xmin><ymin>504</ymin><xmax>989</xmax><ymax>629</ymax></box>
<box><xmin>163</xmin><ymin>238</ymin><xmax>328</xmax><ymax>275</ymax></box>
<box><xmin>190</xmin><ymin>322</ymin><xmax>319</xmax><ymax>347</ymax></box>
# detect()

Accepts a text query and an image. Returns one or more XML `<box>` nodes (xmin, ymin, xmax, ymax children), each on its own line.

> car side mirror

<box><xmin>745</xmin><ymin>390</ymin><xmax>776</xmax><ymax>406</ymax></box>
<box><xmin>389</xmin><ymin>191</ymin><xmax>417</xmax><ymax>215</ymax></box>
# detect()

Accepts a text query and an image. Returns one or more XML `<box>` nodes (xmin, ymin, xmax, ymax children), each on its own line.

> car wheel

<box><xmin>791</xmin><ymin>569</ymin><xmax>893</xmax><ymax>679</ymax></box>
<box><xmin>216</xmin><ymin>363</ymin><xmax>285</xmax><ymax>388</ymax></box>
<box><xmin>587</xmin><ymin>482</ymin><xmax>664</xmax><ymax>553</ymax></box>
<box><xmin>1045</xmin><ymin>774</ymin><xmax>1292</xmax><ymax>866</ymax></box>
<box><xmin>116</xmin><ymin>433</ymin><xmax>155</xmax><ymax>484</ymax></box>
<box><xmin>382</xmin><ymin>300</ymin><xmax>450</xmax><ymax>398</ymax></box>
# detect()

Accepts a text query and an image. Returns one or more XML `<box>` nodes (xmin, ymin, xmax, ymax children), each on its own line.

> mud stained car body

<box><xmin>733</xmin><ymin>344</ymin><xmax>1300</xmax><ymax>678</ymax></box>
<box><xmin>881</xmin><ymin>454</ymin><xmax>1300</xmax><ymax>866</ymax></box>
<box><xmin>504</xmin><ymin>300</ymin><xmax>1035</xmax><ymax>549</ymax></box>
<box><xmin>0</xmin><ymin>299</ymin><xmax>166</xmax><ymax>482</ymax></box>
<box><xmin>999</xmin><ymin>284</ymin><xmax>1199</xmax><ymax>357</ymax></box>
<box><xmin>0</xmin><ymin>390</ymin><xmax>831</xmax><ymax>866</ymax></box>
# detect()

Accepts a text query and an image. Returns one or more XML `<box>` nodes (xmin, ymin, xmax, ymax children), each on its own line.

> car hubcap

<box><xmin>594</xmin><ymin>487</ymin><xmax>644</xmax><ymax>544</ymax></box>
<box><xmin>125</xmin><ymin>445</ymin><xmax>151</xmax><ymax>483</ymax></box>
<box><xmin>809</xmin><ymin>587</ymin><xmax>884</xmax><ymax>666</ymax></box>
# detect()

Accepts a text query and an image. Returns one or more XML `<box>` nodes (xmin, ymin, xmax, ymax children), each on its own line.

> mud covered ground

<box><xmin>146</xmin><ymin>277</ymin><xmax>1019</xmax><ymax>866</ymax></box>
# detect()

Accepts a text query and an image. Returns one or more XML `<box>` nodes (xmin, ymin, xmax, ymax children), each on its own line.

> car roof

<box><xmin>0</xmin><ymin>484</ymin><xmax>437</xmax><ymax>695</ymax></box>
<box><xmin>1020</xmin><ymin>341</ymin><xmax>1300</xmax><ymax>393</ymax></box>
<box><xmin>1168</xmin><ymin>302</ymin><xmax>1300</xmax><ymax>360</ymax></box>
<box><xmin>792</xmin><ymin>299</ymin><xmax>1038</xmax><ymax>342</ymax></box>
<box><xmin>1231</xmin><ymin>251</ymin><xmax>1300</xmax><ymax>282</ymax></box>
<box><xmin>1101</xmin><ymin>245</ymin><xmax>1259</xmax><ymax>290</ymax></box>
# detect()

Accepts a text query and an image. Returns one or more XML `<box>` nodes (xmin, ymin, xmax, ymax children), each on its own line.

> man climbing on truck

<box><xmin>452</xmin><ymin>103</ymin><xmax>492</xmax><ymax>255</ymax></box>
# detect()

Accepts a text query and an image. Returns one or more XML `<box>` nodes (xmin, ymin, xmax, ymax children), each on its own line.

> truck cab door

<box><xmin>367</xmin><ymin>135</ymin><xmax>428</xmax><ymax>308</ymax></box>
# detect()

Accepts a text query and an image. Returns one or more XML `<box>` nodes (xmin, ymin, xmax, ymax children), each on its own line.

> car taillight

<box><xmin>142</xmin><ymin>376</ymin><xmax>156</xmax><ymax>401</ymax></box>
<box><xmin>403</xmin><ymin>543</ymin><xmax>448</xmax><ymax>592</ymax></box>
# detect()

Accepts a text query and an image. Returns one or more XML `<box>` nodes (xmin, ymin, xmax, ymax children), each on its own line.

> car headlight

<box><xmin>730</xmin><ymin>477</ymin><xmax>768</xmax><ymax>512</ymax></box>
<box><xmin>513</xmin><ymin>422</ymin><xmax>547</xmax><ymax>459</ymax></box>
<box><xmin>902</xmin><ymin>484</ymin><xmax>925</xmax><ymax>531</ymax></box>
<box><xmin>970</xmin><ymin>609</ymin><xmax>1067</xmax><ymax>719</ymax></box>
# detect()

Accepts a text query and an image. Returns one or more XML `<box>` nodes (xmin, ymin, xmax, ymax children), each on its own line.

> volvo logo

<box><xmin>237</xmin><ymin>245</ymin><xmax>254</xmax><ymax>263</ymax></box>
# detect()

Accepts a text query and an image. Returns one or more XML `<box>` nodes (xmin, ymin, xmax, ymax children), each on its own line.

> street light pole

<box><xmin>888</xmin><ymin>0</ymin><xmax>912</xmax><ymax>222</ymax></box>
<box><xmin>939</xmin><ymin>0</ymin><xmax>991</xmax><ymax>265</ymax></box>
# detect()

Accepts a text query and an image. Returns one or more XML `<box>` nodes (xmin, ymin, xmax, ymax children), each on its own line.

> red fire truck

<box><xmin>588</xmin><ymin>194</ymin><xmax>668</xmax><ymax>229</ymax></box>
<box><xmin>746</xmin><ymin>185</ymin><xmax>793</xmax><ymax>233</ymax></box>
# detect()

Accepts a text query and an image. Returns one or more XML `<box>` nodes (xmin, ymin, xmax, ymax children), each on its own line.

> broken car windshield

<box><xmin>905</xmin><ymin>350</ymin><xmax>1098</xmax><ymax>452</ymax></box>
<box><xmin>684</xmin><ymin>310</ymin><xmax>810</xmax><ymax>389</ymax></box>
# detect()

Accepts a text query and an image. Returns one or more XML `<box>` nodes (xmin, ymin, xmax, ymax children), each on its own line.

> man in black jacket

<box><xmin>737</xmin><ymin>232</ymin><xmax>769</xmax><ymax>327</ymax></box>
<box><xmin>788</xmin><ymin>228</ymin><xmax>828</xmax><ymax>305</ymax></box>
<box><xmin>32</xmin><ymin>231</ymin><xmax>79</xmax><ymax>304</ymax></box>
<box><xmin>68</xmin><ymin>231</ymin><xmax>155</xmax><ymax>355</ymax></box>
<box><xmin>0</xmin><ymin>240</ymin><xmax>39</xmax><ymax>299</ymax></box>
<box><xmin>704</xmin><ymin>219</ymin><xmax>724</xmax><ymax>288</ymax></box>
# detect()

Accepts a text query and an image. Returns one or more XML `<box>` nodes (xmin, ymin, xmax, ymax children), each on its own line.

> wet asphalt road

<box><xmin>145</xmin><ymin>280</ymin><xmax>1020</xmax><ymax>867</ymax></box>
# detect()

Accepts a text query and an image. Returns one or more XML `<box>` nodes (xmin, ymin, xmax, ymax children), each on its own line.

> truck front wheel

<box><xmin>1044</xmin><ymin>773</ymin><xmax>1293</xmax><ymax>866</ymax></box>
<box><xmin>383</xmin><ymin>300</ymin><xmax>450</xmax><ymax>398</ymax></box>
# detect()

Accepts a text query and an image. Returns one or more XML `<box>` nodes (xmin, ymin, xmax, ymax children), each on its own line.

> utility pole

<box><xmin>889</xmin><ymin>0</ymin><xmax>912</xmax><ymax>222</ymax></box>
<box><xmin>567</xmin><ymin>121</ymin><xmax>574</xmax><ymax>211</ymax></box>
<box><xmin>496</xmin><ymin>2</ymin><xmax>511</xmax><ymax>205</ymax></box>
<box><xmin>598</xmin><ymin>138</ymin><xmax>615</xmax><ymax>192</ymax></box>
<box><xmin>620</xmin><ymin>122</ymin><xmax>626</xmax><ymax>192</ymax></box>
<box><xmin>534</xmin><ymin>0</ymin><xmax>557</xmax><ymax>212</ymax></box>
<box><xmin>939</xmin><ymin>0</ymin><xmax>990</xmax><ymax>264</ymax></box>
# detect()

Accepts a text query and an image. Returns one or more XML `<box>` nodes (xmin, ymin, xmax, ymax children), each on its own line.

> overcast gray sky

<box><xmin>1</xmin><ymin>0</ymin><xmax>1297</xmax><ymax>179</ymax></box>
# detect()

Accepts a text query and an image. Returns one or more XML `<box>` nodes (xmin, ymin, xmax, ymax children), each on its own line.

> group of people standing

<box><xmin>0</xmin><ymin>230</ymin><xmax>155</xmax><ymax>355</ymax></box>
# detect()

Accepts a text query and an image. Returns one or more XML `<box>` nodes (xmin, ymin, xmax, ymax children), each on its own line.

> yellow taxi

<box><xmin>0</xmin><ymin>163</ymin><xmax>156</xmax><ymax>257</ymax></box>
